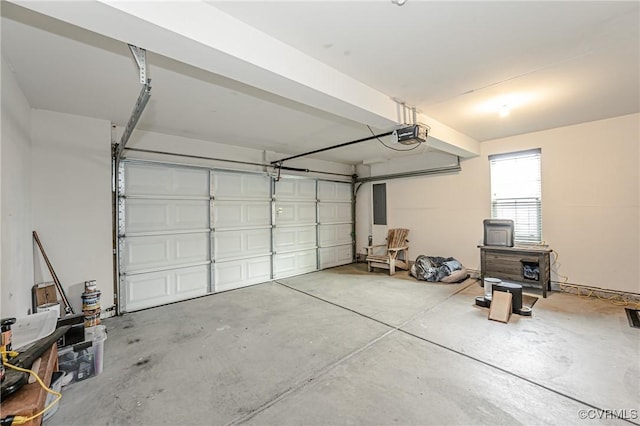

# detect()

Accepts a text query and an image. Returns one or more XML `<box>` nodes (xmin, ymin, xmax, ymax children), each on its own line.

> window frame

<box><xmin>489</xmin><ymin>148</ymin><xmax>542</xmax><ymax>244</ymax></box>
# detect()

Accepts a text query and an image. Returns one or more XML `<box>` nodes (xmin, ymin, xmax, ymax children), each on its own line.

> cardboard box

<box><xmin>33</xmin><ymin>283</ymin><xmax>57</xmax><ymax>307</ymax></box>
<box><xmin>488</xmin><ymin>291</ymin><xmax>512</xmax><ymax>323</ymax></box>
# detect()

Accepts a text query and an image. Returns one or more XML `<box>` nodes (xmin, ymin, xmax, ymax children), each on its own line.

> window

<box><xmin>489</xmin><ymin>149</ymin><xmax>541</xmax><ymax>243</ymax></box>
<box><xmin>372</xmin><ymin>183</ymin><xmax>387</xmax><ymax>225</ymax></box>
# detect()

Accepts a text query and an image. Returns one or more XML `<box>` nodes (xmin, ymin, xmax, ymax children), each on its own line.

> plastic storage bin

<box><xmin>86</xmin><ymin>325</ymin><xmax>107</xmax><ymax>375</ymax></box>
<box><xmin>57</xmin><ymin>325</ymin><xmax>107</xmax><ymax>386</ymax></box>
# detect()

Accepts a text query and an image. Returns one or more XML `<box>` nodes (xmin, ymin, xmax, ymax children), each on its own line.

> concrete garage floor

<box><xmin>48</xmin><ymin>264</ymin><xmax>639</xmax><ymax>426</ymax></box>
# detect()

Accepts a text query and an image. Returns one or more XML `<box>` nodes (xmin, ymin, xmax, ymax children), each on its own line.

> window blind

<box><xmin>489</xmin><ymin>149</ymin><xmax>541</xmax><ymax>243</ymax></box>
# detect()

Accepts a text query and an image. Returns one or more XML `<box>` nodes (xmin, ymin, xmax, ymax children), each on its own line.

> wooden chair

<box><xmin>365</xmin><ymin>228</ymin><xmax>410</xmax><ymax>275</ymax></box>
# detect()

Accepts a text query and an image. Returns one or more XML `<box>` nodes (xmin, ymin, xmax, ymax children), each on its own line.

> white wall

<box><xmin>355</xmin><ymin>150</ymin><xmax>463</xmax><ymax>252</ymax></box>
<box><xmin>486</xmin><ymin>114</ymin><xmax>638</xmax><ymax>294</ymax></box>
<box><xmin>31</xmin><ymin>110</ymin><xmax>113</xmax><ymax>315</ymax></box>
<box><xmin>1</xmin><ymin>56</ymin><xmax>34</xmax><ymax>317</ymax></box>
<box><xmin>356</xmin><ymin>157</ymin><xmax>485</xmax><ymax>266</ymax></box>
<box><xmin>356</xmin><ymin>114</ymin><xmax>639</xmax><ymax>294</ymax></box>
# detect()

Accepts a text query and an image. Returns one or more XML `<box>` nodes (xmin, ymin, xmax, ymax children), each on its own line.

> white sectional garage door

<box><xmin>119</xmin><ymin>161</ymin><xmax>353</xmax><ymax>312</ymax></box>
<box><xmin>119</xmin><ymin>163</ymin><xmax>211</xmax><ymax>312</ymax></box>
<box><xmin>318</xmin><ymin>181</ymin><xmax>353</xmax><ymax>268</ymax></box>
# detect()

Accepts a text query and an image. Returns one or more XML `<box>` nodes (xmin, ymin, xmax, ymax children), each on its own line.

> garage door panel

<box><xmin>125</xmin><ymin>201</ymin><xmax>170</xmax><ymax>232</ymax></box>
<box><xmin>125</xmin><ymin>163</ymin><xmax>209</xmax><ymax>197</ymax></box>
<box><xmin>274</xmin><ymin>226</ymin><xmax>316</xmax><ymax>252</ymax></box>
<box><xmin>125</xmin><ymin>164</ymin><xmax>172</xmax><ymax>196</ymax></box>
<box><xmin>122</xmin><ymin>233</ymin><xmax>209</xmax><ymax>273</ymax></box>
<box><xmin>272</xmin><ymin>179</ymin><xmax>318</xmax><ymax>279</ymax></box>
<box><xmin>214</xmin><ymin>256</ymin><xmax>271</xmax><ymax>292</ymax></box>
<box><xmin>212</xmin><ymin>203</ymin><xmax>242</xmax><ymax>228</ymax></box>
<box><xmin>246</xmin><ymin>229</ymin><xmax>272</xmax><ymax>252</ymax></box>
<box><xmin>214</xmin><ymin>231</ymin><xmax>242</xmax><ymax>255</ymax></box>
<box><xmin>275</xmin><ymin>178</ymin><xmax>316</xmax><ymax>200</ymax></box>
<box><xmin>215</xmin><ymin>261</ymin><xmax>242</xmax><ymax>289</ymax></box>
<box><xmin>126</xmin><ymin>199</ymin><xmax>209</xmax><ymax>233</ymax></box>
<box><xmin>213</xmin><ymin>229</ymin><xmax>271</xmax><ymax>260</ymax></box>
<box><xmin>318</xmin><ymin>202</ymin><xmax>352</xmax><ymax>224</ymax></box>
<box><xmin>124</xmin><ymin>238</ymin><xmax>168</xmax><ymax>269</ymax></box>
<box><xmin>176</xmin><ymin>267</ymin><xmax>210</xmax><ymax>293</ymax></box>
<box><xmin>128</xmin><ymin>273</ymin><xmax>170</xmax><ymax>301</ymax></box>
<box><xmin>318</xmin><ymin>223</ymin><xmax>352</xmax><ymax>247</ymax></box>
<box><xmin>274</xmin><ymin>253</ymin><xmax>295</xmax><ymax>275</ymax></box>
<box><xmin>318</xmin><ymin>181</ymin><xmax>351</xmax><ymax>202</ymax></box>
<box><xmin>124</xmin><ymin>265</ymin><xmax>209</xmax><ymax>312</ymax></box>
<box><xmin>246</xmin><ymin>258</ymin><xmax>271</xmax><ymax>280</ymax></box>
<box><xmin>212</xmin><ymin>201</ymin><xmax>271</xmax><ymax>229</ymax></box>
<box><xmin>274</xmin><ymin>249</ymin><xmax>317</xmax><ymax>278</ymax></box>
<box><xmin>212</xmin><ymin>172</ymin><xmax>271</xmax><ymax>200</ymax></box>
<box><xmin>175</xmin><ymin>234</ymin><xmax>210</xmax><ymax>261</ymax></box>
<box><xmin>120</xmin><ymin>162</ymin><xmax>211</xmax><ymax>312</ymax></box>
<box><xmin>210</xmin><ymin>170</ymin><xmax>273</xmax><ymax>292</ymax></box>
<box><xmin>275</xmin><ymin>202</ymin><xmax>316</xmax><ymax>225</ymax></box>
<box><xmin>175</xmin><ymin>202</ymin><xmax>210</xmax><ymax>228</ymax></box>
<box><xmin>246</xmin><ymin>203</ymin><xmax>272</xmax><ymax>224</ymax></box>
<box><xmin>273</xmin><ymin>229</ymin><xmax>295</xmax><ymax>249</ymax></box>
<box><xmin>170</xmin><ymin>168</ymin><xmax>209</xmax><ymax>196</ymax></box>
<box><xmin>319</xmin><ymin>245</ymin><xmax>353</xmax><ymax>269</ymax></box>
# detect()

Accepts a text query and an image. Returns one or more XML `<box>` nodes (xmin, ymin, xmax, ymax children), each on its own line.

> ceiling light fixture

<box><xmin>475</xmin><ymin>92</ymin><xmax>539</xmax><ymax>116</ymax></box>
<box><xmin>391</xmin><ymin>0</ymin><xmax>408</xmax><ymax>6</ymax></box>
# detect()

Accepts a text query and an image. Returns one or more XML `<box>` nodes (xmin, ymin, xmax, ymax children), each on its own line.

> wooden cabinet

<box><xmin>479</xmin><ymin>245</ymin><xmax>552</xmax><ymax>298</ymax></box>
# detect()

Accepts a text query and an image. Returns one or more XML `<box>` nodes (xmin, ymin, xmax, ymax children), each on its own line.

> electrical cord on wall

<box><xmin>550</xmin><ymin>249</ymin><xmax>569</xmax><ymax>285</ymax></box>
<box><xmin>366</xmin><ymin>125</ymin><xmax>423</xmax><ymax>152</ymax></box>
<box><xmin>1</xmin><ymin>351</ymin><xmax>62</xmax><ymax>426</ymax></box>
<box><xmin>551</xmin><ymin>250</ymin><xmax>640</xmax><ymax>309</ymax></box>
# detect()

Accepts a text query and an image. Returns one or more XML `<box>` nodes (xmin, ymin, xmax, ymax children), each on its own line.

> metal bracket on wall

<box><xmin>114</xmin><ymin>45</ymin><xmax>153</xmax><ymax>160</ymax></box>
<box><xmin>129</xmin><ymin>44</ymin><xmax>147</xmax><ymax>85</ymax></box>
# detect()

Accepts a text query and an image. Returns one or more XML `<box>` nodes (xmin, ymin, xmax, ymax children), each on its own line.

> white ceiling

<box><xmin>2</xmin><ymin>1</ymin><xmax>638</xmax><ymax>165</ymax></box>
